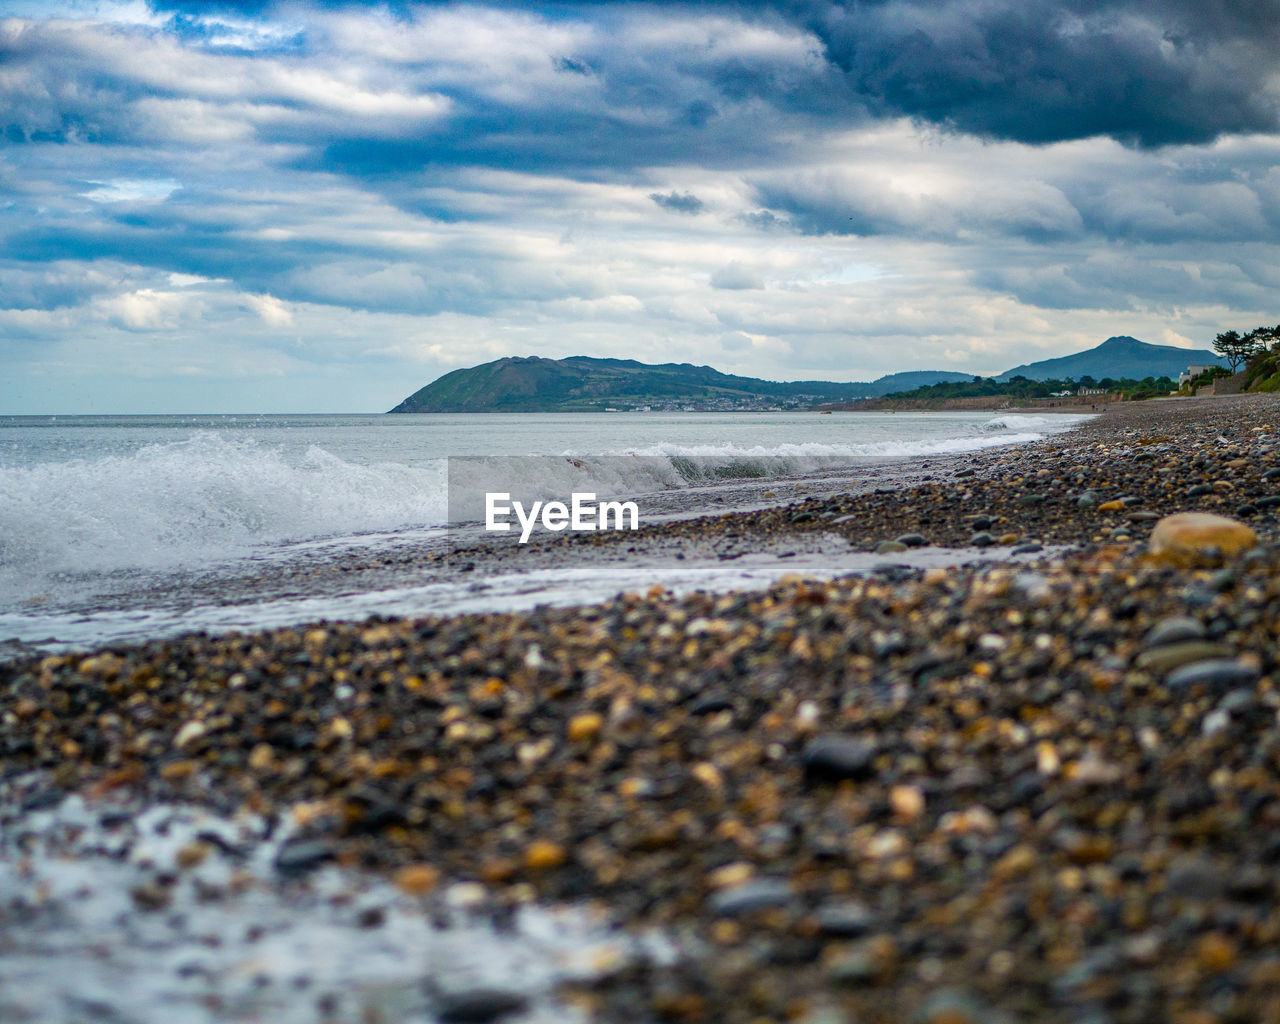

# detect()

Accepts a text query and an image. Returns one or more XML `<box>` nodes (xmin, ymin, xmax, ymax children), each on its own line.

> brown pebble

<box><xmin>394</xmin><ymin>863</ymin><xmax>440</xmax><ymax>895</ymax></box>
<box><xmin>131</xmin><ymin>881</ymin><xmax>171</xmax><ymax>911</ymax></box>
<box><xmin>1149</xmin><ymin>512</ymin><xmax>1257</xmax><ymax>563</ymax></box>
<box><xmin>159</xmin><ymin>760</ymin><xmax>198</xmax><ymax>780</ymax></box>
<box><xmin>175</xmin><ymin>842</ymin><xmax>210</xmax><ymax>869</ymax></box>
<box><xmin>1197</xmin><ymin>932</ymin><xmax>1238</xmax><ymax>973</ymax></box>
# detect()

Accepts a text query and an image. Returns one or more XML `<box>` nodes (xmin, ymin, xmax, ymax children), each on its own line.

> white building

<box><xmin>1178</xmin><ymin>364</ymin><xmax>1217</xmax><ymax>387</ymax></box>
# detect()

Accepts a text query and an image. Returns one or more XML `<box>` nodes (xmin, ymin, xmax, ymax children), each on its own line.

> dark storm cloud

<box><xmin>763</xmin><ymin>0</ymin><xmax>1280</xmax><ymax>147</ymax></box>
<box><xmin>146</xmin><ymin>0</ymin><xmax>1280</xmax><ymax>150</ymax></box>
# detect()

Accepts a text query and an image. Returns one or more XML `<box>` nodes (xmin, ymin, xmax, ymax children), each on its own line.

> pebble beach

<box><xmin>7</xmin><ymin>393</ymin><xmax>1280</xmax><ymax>1024</ymax></box>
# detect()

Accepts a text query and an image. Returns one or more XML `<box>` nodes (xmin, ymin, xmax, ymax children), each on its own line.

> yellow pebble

<box><xmin>248</xmin><ymin>743</ymin><xmax>274</xmax><ymax>770</ymax></box>
<box><xmin>525</xmin><ymin>840</ymin><xmax>567</xmax><ymax>871</ymax></box>
<box><xmin>567</xmin><ymin>712</ymin><xmax>604</xmax><ymax>742</ymax></box>
<box><xmin>706</xmin><ymin>861</ymin><xmax>754</xmax><ymax>889</ymax></box>
<box><xmin>691</xmin><ymin>762</ymin><xmax>723</xmax><ymax>791</ymax></box>
<box><xmin>890</xmin><ymin>784</ymin><xmax>925</xmax><ymax>823</ymax></box>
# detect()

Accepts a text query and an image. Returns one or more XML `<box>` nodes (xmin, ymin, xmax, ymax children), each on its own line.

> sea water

<box><xmin>0</xmin><ymin>411</ymin><xmax>1089</xmax><ymax>652</ymax></box>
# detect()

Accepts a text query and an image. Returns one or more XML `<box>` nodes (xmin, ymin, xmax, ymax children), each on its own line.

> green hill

<box><xmin>388</xmin><ymin>338</ymin><xmax>1223</xmax><ymax>413</ymax></box>
<box><xmin>996</xmin><ymin>336</ymin><xmax>1220</xmax><ymax>382</ymax></box>
<box><xmin>387</xmin><ymin>356</ymin><xmax>969</xmax><ymax>413</ymax></box>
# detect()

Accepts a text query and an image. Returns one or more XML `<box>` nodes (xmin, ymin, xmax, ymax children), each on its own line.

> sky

<box><xmin>2</xmin><ymin>0</ymin><xmax>1279</xmax><ymax>413</ymax></box>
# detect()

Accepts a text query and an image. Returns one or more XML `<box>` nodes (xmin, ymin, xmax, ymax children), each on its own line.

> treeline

<box><xmin>1210</xmin><ymin>324</ymin><xmax>1280</xmax><ymax>393</ymax></box>
<box><xmin>886</xmin><ymin>374</ymin><xmax>1176</xmax><ymax>402</ymax></box>
<box><xmin>1213</xmin><ymin>325</ymin><xmax>1280</xmax><ymax>373</ymax></box>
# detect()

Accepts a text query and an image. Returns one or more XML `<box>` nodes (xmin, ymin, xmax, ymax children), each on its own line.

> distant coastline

<box><xmin>389</xmin><ymin>336</ymin><xmax>1221</xmax><ymax>414</ymax></box>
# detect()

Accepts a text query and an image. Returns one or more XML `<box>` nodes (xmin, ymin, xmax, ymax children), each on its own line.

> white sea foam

<box><xmin>0</xmin><ymin>433</ymin><xmax>447</xmax><ymax>586</ymax></box>
<box><xmin>449</xmin><ymin>417</ymin><xmax>1085</xmax><ymax>514</ymax></box>
<box><xmin>621</xmin><ymin>432</ymin><xmax>1050</xmax><ymax>460</ymax></box>
<box><xmin>981</xmin><ymin>413</ymin><xmax>1094</xmax><ymax>432</ymax></box>
<box><xmin>0</xmin><ymin>793</ymin><xmax>671</xmax><ymax>1024</ymax></box>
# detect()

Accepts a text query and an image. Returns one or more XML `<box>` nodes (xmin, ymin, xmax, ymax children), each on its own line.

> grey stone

<box><xmin>1142</xmin><ymin>617</ymin><xmax>1205</xmax><ymax>649</ymax></box>
<box><xmin>1165</xmin><ymin>659</ymin><xmax>1260</xmax><ymax>691</ymax></box>
<box><xmin>1134</xmin><ymin>642</ymin><xmax>1230</xmax><ymax>676</ymax></box>
<box><xmin>273</xmin><ymin>838</ymin><xmax>334</xmax><ymax>875</ymax></box>
<box><xmin>1165</xmin><ymin>856</ymin><xmax>1223</xmax><ymax>900</ymax></box>
<box><xmin>708</xmin><ymin>879</ymin><xmax>793</xmax><ymax>917</ymax></box>
<box><xmin>436</xmin><ymin>987</ymin><xmax>529</xmax><ymax>1023</ymax></box>
<box><xmin>814</xmin><ymin>901</ymin><xmax>875</xmax><ymax>937</ymax></box>
<box><xmin>802</xmin><ymin>736</ymin><xmax>877</xmax><ymax>783</ymax></box>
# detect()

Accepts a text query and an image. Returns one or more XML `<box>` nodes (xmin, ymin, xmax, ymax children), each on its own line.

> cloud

<box><xmin>3</xmin><ymin>2</ymin><xmax>1280</xmax><ymax>413</ymax></box>
<box><xmin>81</xmin><ymin>178</ymin><xmax>183</xmax><ymax>203</ymax></box>
<box><xmin>0</xmin><ymin>261</ymin><xmax>126</xmax><ymax>310</ymax></box>
<box><xmin>242</xmin><ymin>291</ymin><xmax>293</xmax><ymax>326</ymax></box>
<box><xmin>649</xmin><ymin>191</ymin><xmax>705</xmax><ymax>214</ymax></box>
<box><xmin>93</xmin><ymin>287</ymin><xmax>201</xmax><ymax>330</ymax></box>
<box><xmin>710</xmin><ymin>261</ymin><xmax>764</xmax><ymax>289</ymax></box>
<box><xmin>786</xmin><ymin>0</ymin><xmax>1280</xmax><ymax>147</ymax></box>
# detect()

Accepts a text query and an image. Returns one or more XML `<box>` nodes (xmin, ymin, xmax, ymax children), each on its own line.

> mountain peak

<box><xmin>997</xmin><ymin>335</ymin><xmax>1220</xmax><ymax>382</ymax></box>
<box><xmin>1097</xmin><ymin>336</ymin><xmax>1144</xmax><ymax>348</ymax></box>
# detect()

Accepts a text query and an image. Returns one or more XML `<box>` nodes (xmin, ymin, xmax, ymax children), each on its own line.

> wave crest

<box><xmin>0</xmin><ymin>433</ymin><xmax>446</xmax><ymax>582</ymax></box>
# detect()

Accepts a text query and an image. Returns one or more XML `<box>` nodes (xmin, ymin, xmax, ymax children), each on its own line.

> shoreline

<box><xmin>0</xmin><ymin>409</ymin><xmax>1083</xmax><ymax>661</ymax></box>
<box><xmin>6</xmin><ymin>393</ymin><xmax>1280</xmax><ymax>1022</ymax></box>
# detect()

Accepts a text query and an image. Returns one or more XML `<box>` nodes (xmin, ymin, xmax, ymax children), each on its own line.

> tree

<box><xmin>1246</xmin><ymin>325</ymin><xmax>1279</xmax><ymax>353</ymax></box>
<box><xmin>1213</xmin><ymin>329</ymin><xmax>1257</xmax><ymax>372</ymax></box>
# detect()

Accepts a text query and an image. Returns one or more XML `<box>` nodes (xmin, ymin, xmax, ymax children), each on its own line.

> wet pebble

<box><xmin>274</xmin><ymin>838</ymin><xmax>335</xmax><ymax>875</ymax></box>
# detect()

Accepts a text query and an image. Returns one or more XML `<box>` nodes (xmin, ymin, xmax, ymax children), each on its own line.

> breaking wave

<box><xmin>0</xmin><ymin>412</ymin><xmax>1087</xmax><ymax>590</ymax></box>
<box><xmin>0</xmin><ymin>433</ymin><xmax>447</xmax><ymax>585</ymax></box>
